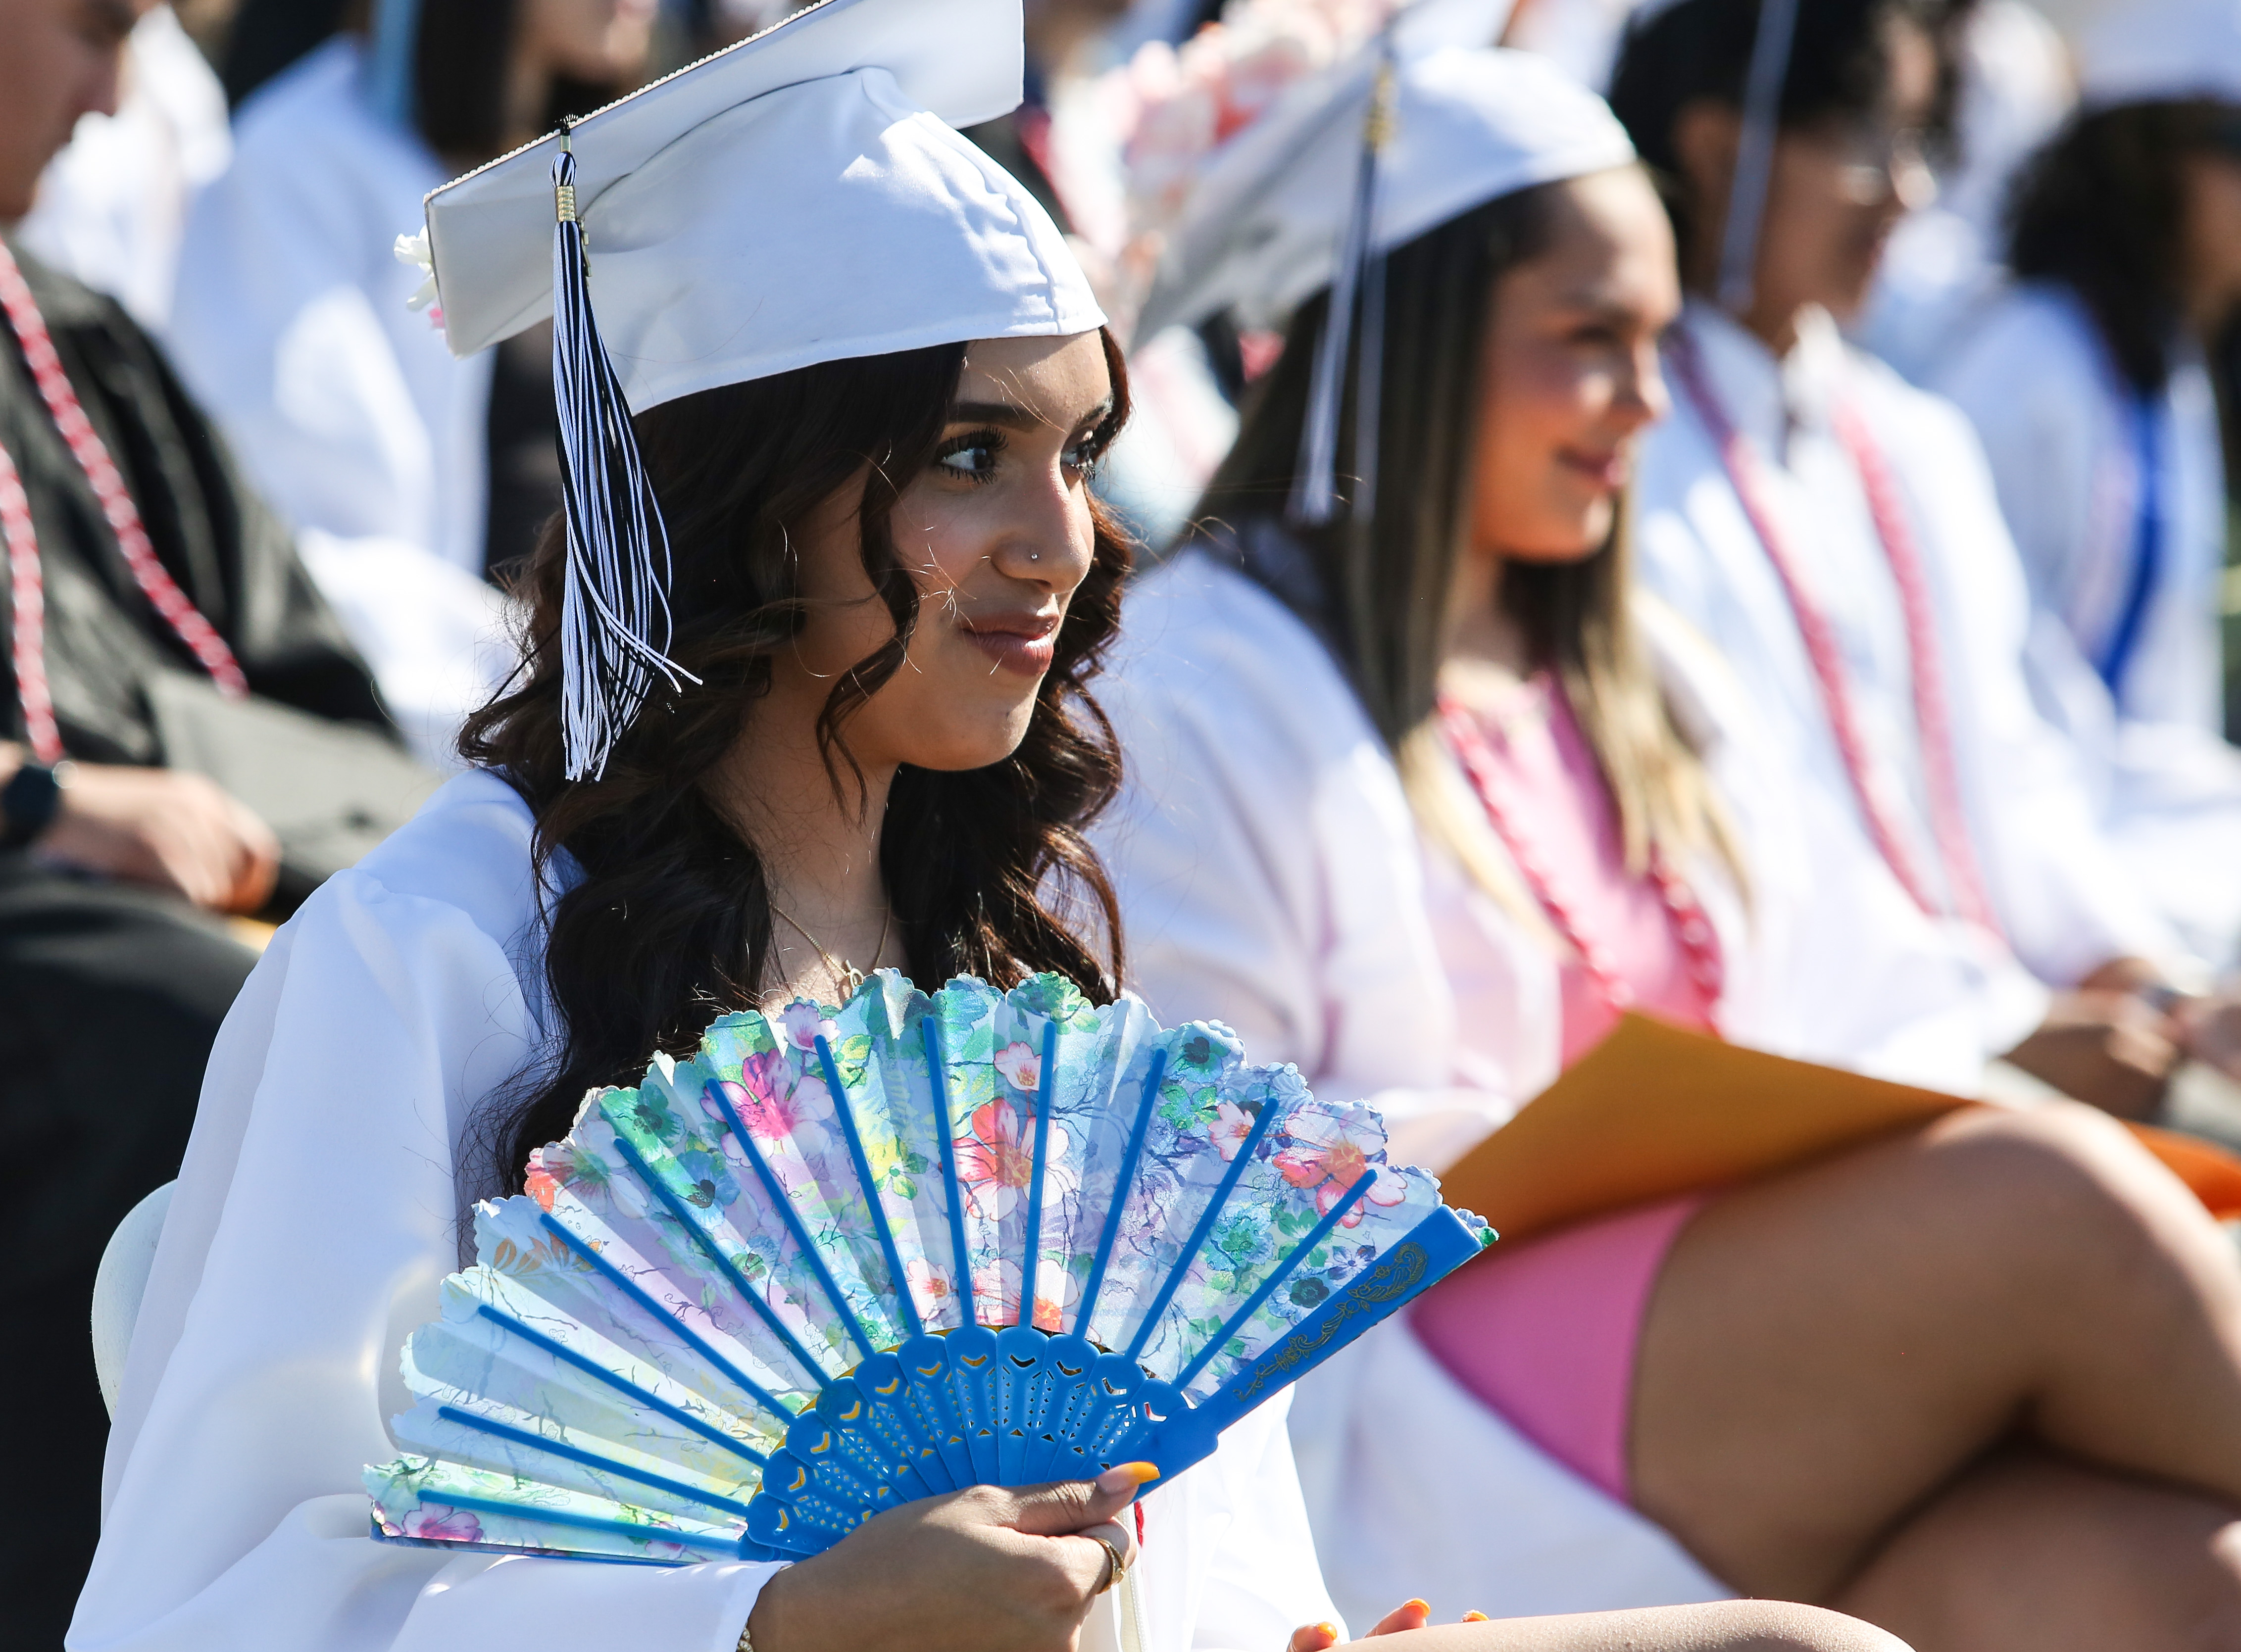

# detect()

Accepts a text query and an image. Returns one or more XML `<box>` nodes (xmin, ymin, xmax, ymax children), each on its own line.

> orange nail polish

<box><xmin>1405</xmin><ymin>1600</ymin><xmax>1430</xmax><ymax>1616</ymax></box>
<box><xmin>1462</xmin><ymin>1611</ymin><xmax>1490</xmax><ymax>1623</ymax></box>
<box><xmin>1317</xmin><ymin>1624</ymin><xmax>1340</xmax><ymax>1642</ymax></box>
<box><xmin>1095</xmin><ymin>1460</ymin><xmax>1162</xmax><ymax>1494</ymax></box>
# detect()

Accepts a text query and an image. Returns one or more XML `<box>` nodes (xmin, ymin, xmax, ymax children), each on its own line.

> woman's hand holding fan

<box><xmin>744</xmin><ymin>1462</ymin><xmax>1148</xmax><ymax>1652</ymax></box>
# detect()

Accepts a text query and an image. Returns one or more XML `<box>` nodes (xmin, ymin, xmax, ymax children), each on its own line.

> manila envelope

<box><xmin>1436</xmin><ymin>1012</ymin><xmax>2241</xmax><ymax>1245</ymax></box>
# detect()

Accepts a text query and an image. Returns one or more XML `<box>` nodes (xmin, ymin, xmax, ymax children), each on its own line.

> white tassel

<box><xmin>549</xmin><ymin>135</ymin><xmax>698</xmax><ymax>781</ymax></box>
<box><xmin>1291</xmin><ymin>44</ymin><xmax>1398</xmax><ymax>529</ymax></box>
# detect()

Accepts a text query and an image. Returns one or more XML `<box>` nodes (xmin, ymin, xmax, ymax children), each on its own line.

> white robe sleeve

<box><xmin>1873</xmin><ymin>377</ymin><xmax>2192</xmax><ymax>983</ymax></box>
<box><xmin>1166</xmin><ymin>1394</ymin><xmax>1346</xmax><ymax>1651</ymax></box>
<box><xmin>1090</xmin><ymin>554</ymin><xmax>1464</xmax><ymax>1115</ymax></box>
<box><xmin>171</xmin><ymin>127</ymin><xmax>448</xmax><ymax>555</ymax></box>
<box><xmin>1932</xmin><ymin>289</ymin><xmax>2110</xmax><ymax>643</ymax></box>
<box><xmin>1936</xmin><ymin>290</ymin><xmax>2241</xmax><ymax>968</ymax></box>
<box><xmin>72</xmin><ymin>838</ymin><xmax>780</xmax><ymax>1650</ymax></box>
<box><xmin>166</xmin><ymin>41</ymin><xmax>501</xmax><ymax>747</ymax></box>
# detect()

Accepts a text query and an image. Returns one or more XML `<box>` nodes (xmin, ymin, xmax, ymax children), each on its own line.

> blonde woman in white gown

<box><xmin>1096</xmin><ymin>30</ymin><xmax>2241</xmax><ymax>1652</ymax></box>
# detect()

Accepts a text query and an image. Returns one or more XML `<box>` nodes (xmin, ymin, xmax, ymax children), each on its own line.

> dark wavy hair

<box><xmin>1608</xmin><ymin>0</ymin><xmax>1954</xmax><ymax>273</ymax></box>
<box><xmin>460</xmin><ymin>337</ymin><xmax>1134</xmax><ymax>1196</ymax></box>
<box><xmin>2008</xmin><ymin>100</ymin><xmax>2238</xmax><ymax>394</ymax></box>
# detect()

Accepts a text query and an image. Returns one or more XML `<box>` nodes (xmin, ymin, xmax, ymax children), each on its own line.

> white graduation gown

<box><xmin>73</xmin><ymin>770</ymin><xmax>1340</xmax><ymax>1652</ymax></box>
<box><xmin>167</xmin><ymin>37</ymin><xmax>509</xmax><ymax>768</ymax></box>
<box><xmin>1634</xmin><ymin>302</ymin><xmax>2193</xmax><ymax>992</ymax></box>
<box><xmin>1933</xmin><ymin>281</ymin><xmax>2241</xmax><ymax>966</ymax></box>
<box><xmin>1088</xmin><ymin>548</ymin><xmax>2025</xmax><ymax>1626</ymax></box>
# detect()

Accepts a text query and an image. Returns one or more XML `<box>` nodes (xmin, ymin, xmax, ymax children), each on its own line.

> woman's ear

<box><xmin>1671</xmin><ymin>99</ymin><xmax>1743</xmax><ymax>289</ymax></box>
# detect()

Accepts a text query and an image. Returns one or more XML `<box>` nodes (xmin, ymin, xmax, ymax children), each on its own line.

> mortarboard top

<box><xmin>1131</xmin><ymin>28</ymin><xmax>1631</xmax><ymax>528</ymax></box>
<box><xmin>1139</xmin><ymin>44</ymin><xmax>1635</xmax><ymax>340</ymax></box>
<box><xmin>423</xmin><ymin>0</ymin><xmax>1101</xmax><ymax>411</ymax></box>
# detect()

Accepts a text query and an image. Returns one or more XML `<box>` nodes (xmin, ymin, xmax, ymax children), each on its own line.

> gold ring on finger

<box><xmin>1090</xmin><ymin>1533</ymin><xmax>1128</xmax><ymax>1595</ymax></box>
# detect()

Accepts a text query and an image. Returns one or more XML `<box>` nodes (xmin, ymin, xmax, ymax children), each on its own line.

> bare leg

<box><xmin>1835</xmin><ymin>1447</ymin><xmax>2241</xmax><ymax>1652</ymax></box>
<box><xmin>1364</xmin><ymin>1602</ymin><xmax>1909</xmax><ymax>1651</ymax></box>
<box><xmin>1630</xmin><ymin>1103</ymin><xmax>2241</xmax><ymax>1601</ymax></box>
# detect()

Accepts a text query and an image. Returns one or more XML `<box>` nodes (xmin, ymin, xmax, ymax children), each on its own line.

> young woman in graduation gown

<box><xmin>1931</xmin><ymin>0</ymin><xmax>2241</xmax><ymax>969</ymax></box>
<box><xmin>1090</xmin><ymin>35</ymin><xmax>2241</xmax><ymax>1652</ymax></box>
<box><xmin>1613</xmin><ymin>0</ymin><xmax>2241</xmax><ymax>1114</ymax></box>
<box><xmin>70</xmin><ymin>5</ymin><xmax>1899</xmax><ymax>1652</ymax></box>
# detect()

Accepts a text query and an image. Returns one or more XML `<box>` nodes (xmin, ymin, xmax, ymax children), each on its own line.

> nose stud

<box><xmin>1029</xmin><ymin>552</ymin><xmax>1040</xmax><ymax>561</ymax></box>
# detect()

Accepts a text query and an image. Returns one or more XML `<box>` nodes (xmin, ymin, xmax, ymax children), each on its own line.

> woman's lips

<box><xmin>1558</xmin><ymin>447</ymin><xmax>1629</xmax><ymax>491</ymax></box>
<box><xmin>961</xmin><ymin>612</ymin><xmax>1061</xmax><ymax>675</ymax></box>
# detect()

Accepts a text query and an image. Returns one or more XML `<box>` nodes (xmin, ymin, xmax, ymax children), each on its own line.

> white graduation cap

<box><xmin>1138</xmin><ymin>38</ymin><xmax>1634</xmax><ymax>524</ymax></box>
<box><xmin>1140</xmin><ymin>43</ymin><xmax>1634</xmax><ymax>337</ymax></box>
<box><xmin>2077</xmin><ymin>0</ymin><xmax>2241</xmax><ymax>111</ymax></box>
<box><xmin>412</xmin><ymin>0</ymin><xmax>1103</xmax><ymax>781</ymax></box>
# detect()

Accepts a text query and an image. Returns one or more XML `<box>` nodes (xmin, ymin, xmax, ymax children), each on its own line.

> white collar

<box><xmin>1676</xmin><ymin>299</ymin><xmax>1851</xmax><ymax>457</ymax></box>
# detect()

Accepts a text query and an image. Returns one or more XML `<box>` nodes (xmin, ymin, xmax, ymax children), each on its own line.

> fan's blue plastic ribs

<box><xmin>470</xmin><ymin>1302</ymin><xmax>770</xmax><ymax>1466</ymax></box>
<box><xmin>598</xmin><ymin>1126</ymin><xmax>826</xmax><ymax>1390</ymax></box>
<box><xmin>1076</xmin><ymin>1046</ymin><xmax>1166</xmax><ymax>1326</ymax></box>
<box><xmin>744</xmin><ymin>1202</ymin><xmax>1486</xmax><ymax>1555</ymax></box>
<box><xmin>535</xmin><ymin>1211</ymin><xmax>797</xmax><ymax>1431</ymax></box>
<box><xmin>817</xmin><ymin>1033</ymin><xmax>922</xmax><ymax>1341</ymax></box>
<box><xmin>702</xmin><ymin>1077</ymin><xmax>882</xmax><ymax>1365</ymax></box>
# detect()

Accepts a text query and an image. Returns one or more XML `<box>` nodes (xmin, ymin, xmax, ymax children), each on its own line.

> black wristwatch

<box><xmin>0</xmin><ymin>759</ymin><xmax>74</xmax><ymax>850</ymax></box>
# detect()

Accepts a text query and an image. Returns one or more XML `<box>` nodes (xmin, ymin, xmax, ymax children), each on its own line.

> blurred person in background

<box><xmin>1933</xmin><ymin>0</ymin><xmax>2241</xmax><ymax>971</ymax></box>
<box><xmin>1097</xmin><ymin>35</ymin><xmax>2241</xmax><ymax>1652</ymax></box>
<box><xmin>1612</xmin><ymin>0</ymin><xmax>2241</xmax><ymax>1122</ymax></box>
<box><xmin>0</xmin><ymin>0</ymin><xmax>402</xmax><ymax>1642</ymax></box>
<box><xmin>167</xmin><ymin>0</ymin><xmax>653</xmax><ymax>764</ymax></box>
<box><xmin>1851</xmin><ymin>0</ymin><xmax>2074</xmax><ymax>379</ymax></box>
<box><xmin>14</xmin><ymin>2</ymin><xmax>232</xmax><ymax>333</ymax></box>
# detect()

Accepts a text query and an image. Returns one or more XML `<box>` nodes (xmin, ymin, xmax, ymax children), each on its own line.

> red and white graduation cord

<box><xmin>1665</xmin><ymin>330</ymin><xmax>2002</xmax><ymax>939</ymax></box>
<box><xmin>0</xmin><ymin>239</ymin><xmax>246</xmax><ymax>764</ymax></box>
<box><xmin>1437</xmin><ymin>693</ymin><xmax>1725</xmax><ymax>1022</ymax></box>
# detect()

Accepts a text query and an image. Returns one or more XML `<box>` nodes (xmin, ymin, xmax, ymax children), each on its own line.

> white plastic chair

<box><xmin>91</xmin><ymin>1180</ymin><xmax>174</xmax><ymax>1417</ymax></box>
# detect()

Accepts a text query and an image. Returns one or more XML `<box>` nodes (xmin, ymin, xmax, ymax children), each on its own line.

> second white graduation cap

<box><xmin>1138</xmin><ymin>37</ymin><xmax>1632</xmax><ymax>525</ymax></box>
<box><xmin>1138</xmin><ymin>43</ymin><xmax>1635</xmax><ymax>341</ymax></box>
<box><xmin>414</xmin><ymin>0</ymin><xmax>1104</xmax><ymax>780</ymax></box>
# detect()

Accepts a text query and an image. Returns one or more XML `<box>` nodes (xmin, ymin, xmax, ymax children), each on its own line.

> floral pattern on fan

<box><xmin>366</xmin><ymin>971</ymin><xmax>1490</xmax><ymax>1566</ymax></box>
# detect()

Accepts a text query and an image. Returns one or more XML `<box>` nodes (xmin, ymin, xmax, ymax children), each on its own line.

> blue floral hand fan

<box><xmin>365</xmin><ymin>972</ymin><xmax>1490</xmax><ymax>1565</ymax></box>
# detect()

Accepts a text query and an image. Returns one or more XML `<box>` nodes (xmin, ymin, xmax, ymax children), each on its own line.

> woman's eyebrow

<box><xmin>946</xmin><ymin>396</ymin><xmax>1118</xmax><ymax>433</ymax></box>
<box><xmin>946</xmin><ymin>400</ymin><xmax>1045</xmax><ymax>432</ymax></box>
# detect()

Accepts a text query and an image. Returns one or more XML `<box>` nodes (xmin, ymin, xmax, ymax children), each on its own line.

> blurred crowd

<box><xmin>12</xmin><ymin>0</ymin><xmax>2241</xmax><ymax>1645</ymax></box>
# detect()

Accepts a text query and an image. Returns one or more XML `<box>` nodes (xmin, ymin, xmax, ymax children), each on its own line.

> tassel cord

<box><xmin>1291</xmin><ymin>42</ymin><xmax>1397</xmax><ymax>529</ymax></box>
<box><xmin>549</xmin><ymin>143</ymin><xmax>700</xmax><ymax>781</ymax></box>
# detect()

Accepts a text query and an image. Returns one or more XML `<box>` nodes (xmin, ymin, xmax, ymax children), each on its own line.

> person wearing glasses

<box><xmin>1616</xmin><ymin>0</ymin><xmax>2241</xmax><ymax>1120</ymax></box>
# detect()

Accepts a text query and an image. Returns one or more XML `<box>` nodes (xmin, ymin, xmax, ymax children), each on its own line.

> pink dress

<box><xmin>1408</xmin><ymin>676</ymin><xmax>1717</xmax><ymax>1505</ymax></box>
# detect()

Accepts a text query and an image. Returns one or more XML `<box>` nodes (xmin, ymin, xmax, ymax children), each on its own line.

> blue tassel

<box><xmin>1291</xmin><ymin>40</ymin><xmax>1398</xmax><ymax>529</ymax></box>
<box><xmin>364</xmin><ymin>0</ymin><xmax>422</xmax><ymax>130</ymax></box>
<box><xmin>550</xmin><ymin>134</ymin><xmax>697</xmax><ymax>781</ymax></box>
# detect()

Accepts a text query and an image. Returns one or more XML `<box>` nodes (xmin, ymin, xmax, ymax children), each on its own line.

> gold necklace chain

<box><xmin>768</xmin><ymin>899</ymin><xmax>891</xmax><ymax>1000</ymax></box>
